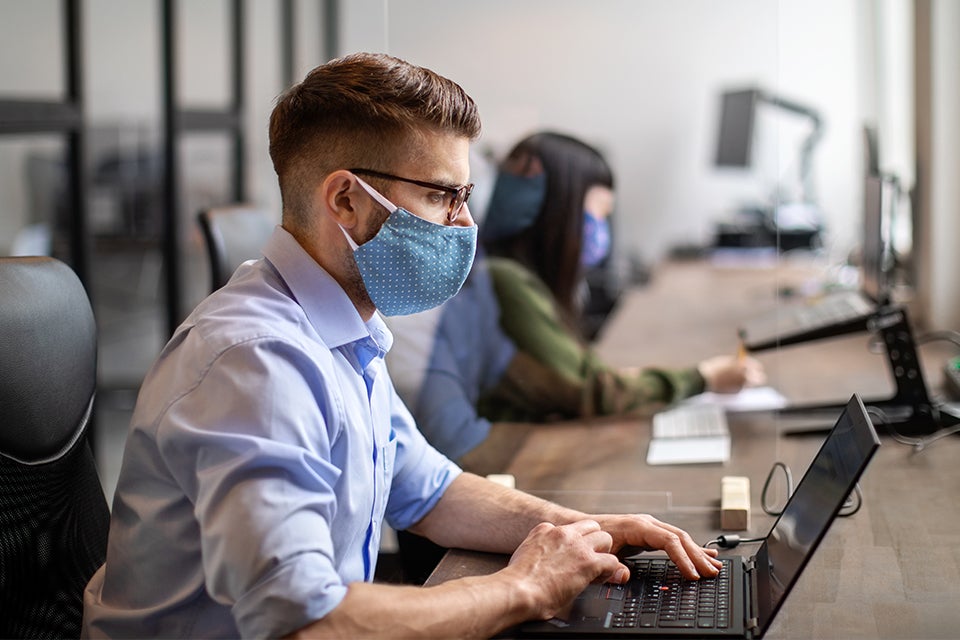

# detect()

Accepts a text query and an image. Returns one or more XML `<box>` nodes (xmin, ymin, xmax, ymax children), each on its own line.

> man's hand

<box><xmin>594</xmin><ymin>513</ymin><xmax>722</xmax><ymax>580</ymax></box>
<box><xmin>505</xmin><ymin>519</ymin><xmax>629</xmax><ymax>621</ymax></box>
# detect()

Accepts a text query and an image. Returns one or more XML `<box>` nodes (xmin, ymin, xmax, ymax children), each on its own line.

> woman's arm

<box><xmin>486</xmin><ymin>258</ymin><xmax>705</xmax><ymax>419</ymax></box>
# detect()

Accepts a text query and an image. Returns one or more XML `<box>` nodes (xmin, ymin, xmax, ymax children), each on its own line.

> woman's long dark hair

<box><xmin>484</xmin><ymin>131</ymin><xmax>614</xmax><ymax>331</ymax></box>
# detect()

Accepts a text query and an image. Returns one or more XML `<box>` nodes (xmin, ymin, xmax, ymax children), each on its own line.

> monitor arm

<box><xmin>757</xmin><ymin>90</ymin><xmax>824</xmax><ymax>204</ymax></box>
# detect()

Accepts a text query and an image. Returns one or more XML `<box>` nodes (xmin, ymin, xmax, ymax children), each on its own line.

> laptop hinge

<box><xmin>744</xmin><ymin>557</ymin><xmax>760</xmax><ymax>636</ymax></box>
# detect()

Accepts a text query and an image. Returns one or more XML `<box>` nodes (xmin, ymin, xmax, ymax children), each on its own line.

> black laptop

<box><xmin>739</xmin><ymin>175</ymin><xmax>893</xmax><ymax>351</ymax></box>
<box><xmin>518</xmin><ymin>394</ymin><xmax>880</xmax><ymax>638</ymax></box>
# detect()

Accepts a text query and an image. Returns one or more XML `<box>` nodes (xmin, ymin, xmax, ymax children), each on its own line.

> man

<box><xmin>83</xmin><ymin>52</ymin><xmax>720</xmax><ymax>639</ymax></box>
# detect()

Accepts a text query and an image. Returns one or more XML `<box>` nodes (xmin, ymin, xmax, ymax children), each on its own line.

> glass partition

<box><xmin>0</xmin><ymin>136</ymin><xmax>69</xmax><ymax>258</ymax></box>
<box><xmin>0</xmin><ymin>0</ymin><xmax>923</xmax><ymax>506</ymax></box>
<box><xmin>376</xmin><ymin>0</ymin><xmax>894</xmax><ymax>489</ymax></box>
<box><xmin>0</xmin><ymin>0</ymin><xmax>65</xmax><ymax>100</ymax></box>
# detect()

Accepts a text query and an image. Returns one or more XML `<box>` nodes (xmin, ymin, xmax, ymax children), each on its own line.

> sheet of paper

<box><xmin>680</xmin><ymin>386</ymin><xmax>788</xmax><ymax>412</ymax></box>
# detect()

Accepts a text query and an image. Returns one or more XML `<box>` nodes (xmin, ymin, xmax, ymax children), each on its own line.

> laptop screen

<box><xmin>753</xmin><ymin>395</ymin><xmax>880</xmax><ymax>634</ymax></box>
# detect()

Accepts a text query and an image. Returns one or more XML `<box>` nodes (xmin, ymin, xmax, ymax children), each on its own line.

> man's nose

<box><xmin>454</xmin><ymin>202</ymin><xmax>475</xmax><ymax>228</ymax></box>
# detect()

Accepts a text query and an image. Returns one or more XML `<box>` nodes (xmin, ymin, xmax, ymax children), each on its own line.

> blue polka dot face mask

<box><xmin>341</xmin><ymin>176</ymin><xmax>478</xmax><ymax>316</ymax></box>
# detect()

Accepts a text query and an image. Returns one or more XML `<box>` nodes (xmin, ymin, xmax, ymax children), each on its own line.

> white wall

<box><xmin>342</xmin><ymin>0</ymin><xmax>869</xmax><ymax>265</ymax></box>
<box><xmin>0</xmin><ymin>0</ymin><xmax>927</xmax><ymax>300</ymax></box>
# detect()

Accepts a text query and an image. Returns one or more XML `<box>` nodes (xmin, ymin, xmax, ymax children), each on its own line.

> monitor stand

<box><xmin>776</xmin><ymin>306</ymin><xmax>954</xmax><ymax>436</ymax></box>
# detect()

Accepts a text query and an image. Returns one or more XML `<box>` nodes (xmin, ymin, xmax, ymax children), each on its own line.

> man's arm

<box><xmin>286</xmin><ymin>518</ymin><xmax>622</xmax><ymax>639</ymax></box>
<box><xmin>410</xmin><ymin>473</ymin><xmax>720</xmax><ymax>579</ymax></box>
<box><xmin>284</xmin><ymin>474</ymin><xmax>721</xmax><ymax>638</ymax></box>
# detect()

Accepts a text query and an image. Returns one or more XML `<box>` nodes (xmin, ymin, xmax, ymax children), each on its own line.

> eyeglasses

<box><xmin>350</xmin><ymin>168</ymin><xmax>473</xmax><ymax>224</ymax></box>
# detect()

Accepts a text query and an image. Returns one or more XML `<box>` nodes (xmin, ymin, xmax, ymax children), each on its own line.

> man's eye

<box><xmin>427</xmin><ymin>192</ymin><xmax>448</xmax><ymax>206</ymax></box>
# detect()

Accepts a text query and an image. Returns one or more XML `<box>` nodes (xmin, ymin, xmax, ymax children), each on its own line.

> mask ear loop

<box><xmin>338</xmin><ymin>225</ymin><xmax>360</xmax><ymax>251</ymax></box>
<box><xmin>353</xmin><ymin>175</ymin><xmax>398</xmax><ymax>213</ymax></box>
<box><xmin>338</xmin><ymin>174</ymin><xmax>399</xmax><ymax>251</ymax></box>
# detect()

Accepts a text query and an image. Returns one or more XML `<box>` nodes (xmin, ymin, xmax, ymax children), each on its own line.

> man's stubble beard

<box><xmin>341</xmin><ymin>203</ymin><xmax>390</xmax><ymax>312</ymax></box>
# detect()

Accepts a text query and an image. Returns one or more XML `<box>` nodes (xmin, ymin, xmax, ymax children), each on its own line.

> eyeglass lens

<box><xmin>449</xmin><ymin>185</ymin><xmax>473</xmax><ymax>223</ymax></box>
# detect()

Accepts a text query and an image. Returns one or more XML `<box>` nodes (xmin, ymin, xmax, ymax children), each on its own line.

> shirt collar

<box><xmin>262</xmin><ymin>226</ymin><xmax>393</xmax><ymax>361</ymax></box>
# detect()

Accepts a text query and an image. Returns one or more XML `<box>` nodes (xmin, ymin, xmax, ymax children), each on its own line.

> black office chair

<box><xmin>0</xmin><ymin>256</ymin><xmax>110</xmax><ymax>639</ymax></box>
<box><xmin>197</xmin><ymin>205</ymin><xmax>276</xmax><ymax>292</ymax></box>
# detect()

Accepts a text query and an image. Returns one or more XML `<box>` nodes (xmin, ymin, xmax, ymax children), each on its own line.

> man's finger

<box><xmin>565</xmin><ymin>519</ymin><xmax>602</xmax><ymax>535</ymax></box>
<box><xmin>581</xmin><ymin>529</ymin><xmax>614</xmax><ymax>554</ymax></box>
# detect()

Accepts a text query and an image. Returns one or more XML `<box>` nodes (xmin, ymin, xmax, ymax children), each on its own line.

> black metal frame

<box><xmin>160</xmin><ymin>0</ymin><xmax>247</xmax><ymax>335</ymax></box>
<box><xmin>282</xmin><ymin>0</ymin><xmax>296</xmax><ymax>88</ymax></box>
<box><xmin>281</xmin><ymin>0</ymin><xmax>340</xmax><ymax>89</ymax></box>
<box><xmin>776</xmin><ymin>306</ymin><xmax>956</xmax><ymax>435</ymax></box>
<box><xmin>0</xmin><ymin>0</ymin><xmax>89</xmax><ymax>287</ymax></box>
<box><xmin>2</xmin><ymin>0</ymin><xmax>342</xmax><ymax>338</ymax></box>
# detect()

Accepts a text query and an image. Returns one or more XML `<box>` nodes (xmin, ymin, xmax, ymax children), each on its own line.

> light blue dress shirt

<box><xmin>83</xmin><ymin>227</ymin><xmax>461</xmax><ymax>639</ymax></box>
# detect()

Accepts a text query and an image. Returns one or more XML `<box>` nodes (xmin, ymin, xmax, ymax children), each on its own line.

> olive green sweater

<box><xmin>479</xmin><ymin>257</ymin><xmax>705</xmax><ymax>422</ymax></box>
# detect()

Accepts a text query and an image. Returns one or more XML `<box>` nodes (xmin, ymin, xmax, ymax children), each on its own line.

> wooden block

<box><xmin>486</xmin><ymin>473</ymin><xmax>516</xmax><ymax>489</ymax></box>
<box><xmin>721</xmin><ymin>475</ymin><xmax>751</xmax><ymax>531</ymax></box>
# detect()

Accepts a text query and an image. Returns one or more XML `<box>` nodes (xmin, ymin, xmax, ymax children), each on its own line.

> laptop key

<box><xmin>639</xmin><ymin>613</ymin><xmax>657</xmax><ymax>627</ymax></box>
<box><xmin>658</xmin><ymin>619</ymin><xmax>696</xmax><ymax>628</ymax></box>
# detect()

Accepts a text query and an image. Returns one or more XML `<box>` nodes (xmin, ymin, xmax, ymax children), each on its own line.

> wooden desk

<box><xmin>425</xmin><ymin>260</ymin><xmax>960</xmax><ymax>639</ymax></box>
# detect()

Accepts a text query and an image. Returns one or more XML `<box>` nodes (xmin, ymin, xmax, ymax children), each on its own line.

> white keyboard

<box><xmin>653</xmin><ymin>404</ymin><xmax>730</xmax><ymax>439</ymax></box>
<box><xmin>647</xmin><ymin>405</ymin><xmax>730</xmax><ymax>465</ymax></box>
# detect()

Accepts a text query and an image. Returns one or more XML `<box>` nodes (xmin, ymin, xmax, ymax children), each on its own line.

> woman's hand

<box><xmin>698</xmin><ymin>354</ymin><xmax>766</xmax><ymax>393</ymax></box>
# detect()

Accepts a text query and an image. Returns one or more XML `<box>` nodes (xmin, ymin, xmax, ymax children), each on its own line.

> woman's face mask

<box><xmin>342</xmin><ymin>176</ymin><xmax>477</xmax><ymax>316</ymax></box>
<box><xmin>581</xmin><ymin>210</ymin><xmax>612</xmax><ymax>267</ymax></box>
<box><xmin>479</xmin><ymin>171</ymin><xmax>547</xmax><ymax>241</ymax></box>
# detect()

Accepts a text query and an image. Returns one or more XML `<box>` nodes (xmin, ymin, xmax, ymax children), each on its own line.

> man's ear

<box><xmin>320</xmin><ymin>170</ymin><xmax>363</xmax><ymax>228</ymax></box>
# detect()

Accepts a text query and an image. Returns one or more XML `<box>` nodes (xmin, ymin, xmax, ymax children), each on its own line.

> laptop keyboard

<box><xmin>794</xmin><ymin>293</ymin><xmax>874</xmax><ymax>327</ymax></box>
<box><xmin>611</xmin><ymin>557</ymin><xmax>733</xmax><ymax>630</ymax></box>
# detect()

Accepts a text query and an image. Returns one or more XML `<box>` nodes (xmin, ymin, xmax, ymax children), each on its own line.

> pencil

<box><xmin>737</xmin><ymin>340</ymin><xmax>748</xmax><ymax>363</ymax></box>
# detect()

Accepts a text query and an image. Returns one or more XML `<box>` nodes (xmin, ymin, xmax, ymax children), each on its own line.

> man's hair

<box><xmin>269</xmin><ymin>52</ymin><xmax>481</xmax><ymax>224</ymax></box>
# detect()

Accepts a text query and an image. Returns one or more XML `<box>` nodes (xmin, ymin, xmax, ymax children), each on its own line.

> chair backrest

<box><xmin>0</xmin><ymin>256</ymin><xmax>110</xmax><ymax>639</ymax></box>
<box><xmin>197</xmin><ymin>205</ymin><xmax>276</xmax><ymax>292</ymax></box>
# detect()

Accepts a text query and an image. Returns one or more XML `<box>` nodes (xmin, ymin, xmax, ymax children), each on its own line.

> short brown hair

<box><xmin>269</xmin><ymin>52</ymin><xmax>481</xmax><ymax>223</ymax></box>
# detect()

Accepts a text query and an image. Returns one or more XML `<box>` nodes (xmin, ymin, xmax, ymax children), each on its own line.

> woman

<box><xmin>479</xmin><ymin>131</ymin><xmax>763</xmax><ymax>422</ymax></box>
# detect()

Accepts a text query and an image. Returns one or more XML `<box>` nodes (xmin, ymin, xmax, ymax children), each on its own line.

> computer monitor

<box><xmin>862</xmin><ymin>174</ymin><xmax>897</xmax><ymax>305</ymax></box>
<box><xmin>862</xmin><ymin>124</ymin><xmax>880</xmax><ymax>177</ymax></box>
<box><xmin>715</xmin><ymin>88</ymin><xmax>759</xmax><ymax>168</ymax></box>
<box><xmin>861</xmin><ymin>175</ymin><xmax>885</xmax><ymax>303</ymax></box>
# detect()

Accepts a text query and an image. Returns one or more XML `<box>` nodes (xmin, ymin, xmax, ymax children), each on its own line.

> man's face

<box><xmin>341</xmin><ymin>130</ymin><xmax>479</xmax><ymax>319</ymax></box>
